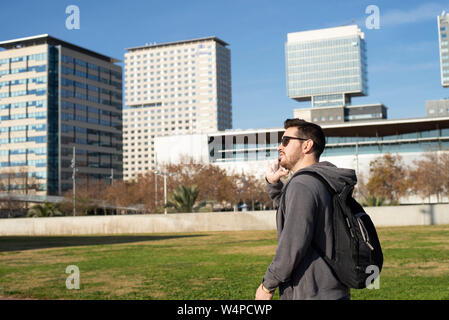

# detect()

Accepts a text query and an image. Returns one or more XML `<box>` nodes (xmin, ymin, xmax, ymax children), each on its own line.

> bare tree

<box><xmin>366</xmin><ymin>153</ymin><xmax>408</xmax><ymax>205</ymax></box>
<box><xmin>162</xmin><ymin>157</ymin><xmax>240</xmax><ymax>211</ymax></box>
<box><xmin>440</xmin><ymin>152</ymin><xmax>449</xmax><ymax>200</ymax></box>
<box><xmin>408</xmin><ymin>152</ymin><xmax>446</xmax><ymax>203</ymax></box>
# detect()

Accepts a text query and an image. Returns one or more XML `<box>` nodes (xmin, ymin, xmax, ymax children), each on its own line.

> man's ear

<box><xmin>304</xmin><ymin>139</ymin><xmax>314</xmax><ymax>154</ymax></box>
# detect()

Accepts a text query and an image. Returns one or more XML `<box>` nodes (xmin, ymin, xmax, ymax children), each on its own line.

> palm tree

<box><xmin>27</xmin><ymin>202</ymin><xmax>64</xmax><ymax>217</ymax></box>
<box><xmin>361</xmin><ymin>195</ymin><xmax>386</xmax><ymax>207</ymax></box>
<box><xmin>165</xmin><ymin>185</ymin><xmax>207</xmax><ymax>213</ymax></box>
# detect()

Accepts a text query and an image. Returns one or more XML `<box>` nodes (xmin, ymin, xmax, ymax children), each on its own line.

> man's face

<box><xmin>278</xmin><ymin>127</ymin><xmax>304</xmax><ymax>170</ymax></box>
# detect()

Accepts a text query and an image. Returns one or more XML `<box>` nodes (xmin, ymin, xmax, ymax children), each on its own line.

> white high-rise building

<box><xmin>123</xmin><ymin>37</ymin><xmax>232</xmax><ymax>180</ymax></box>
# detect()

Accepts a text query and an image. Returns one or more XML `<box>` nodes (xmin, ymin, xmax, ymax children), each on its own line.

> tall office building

<box><xmin>286</xmin><ymin>25</ymin><xmax>367</xmax><ymax>107</ymax></box>
<box><xmin>0</xmin><ymin>34</ymin><xmax>123</xmax><ymax>196</ymax></box>
<box><xmin>285</xmin><ymin>25</ymin><xmax>382</xmax><ymax>124</ymax></box>
<box><xmin>438</xmin><ymin>11</ymin><xmax>449</xmax><ymax>87</ymax></box>
<box><xmin>123</xmin><ymin>37</ymin><xmax>231</xmax><ymax>180</ymax></box>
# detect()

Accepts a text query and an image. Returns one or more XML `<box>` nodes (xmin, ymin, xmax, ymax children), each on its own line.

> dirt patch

<box><xmin>0</xmin><ymin>269</ymin><xmax>63</xmax><ymax>300</ymax></box>
<box><xmin>222</xmin><ymin>244</ymin><xmax>276</xmax><ymax>256</ymax></box>
<box><xmin>0</xmin><ymin>251</ymin><xmax>87</xmax><ymax>267</ymax></box>
<box><xmin>0</xmin><ymin>296</ymin><xmax>38</xmax><ymax>300</ymax></box>
<box><xmin>80</xmin><ymin>271</ymin><xmax>164</xmax><ymax>299</ymax></box>
<box><xmin>222</xmin><ymin>230</ymin><xmax>276</xmax><ymax>241</ymax></box>
<box><xmin>402</xmin><ymin>261</ymin><xmax>449</xmax><ymax>276</ymax></box>
<box><xmin>382</xmin><ymin>260</ymin><xmax>449</xmax><ymax>277</ymax></box>
<box><xmin>189</xmin><ymin>279</ymin><xmax>205</xmax><ymax>287</ymax></box>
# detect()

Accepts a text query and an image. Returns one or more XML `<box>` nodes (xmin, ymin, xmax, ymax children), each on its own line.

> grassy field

<box><xmin>1</xmin><ymin>225</ymin><xmax>449</xmax><ymax>300</ymax></box>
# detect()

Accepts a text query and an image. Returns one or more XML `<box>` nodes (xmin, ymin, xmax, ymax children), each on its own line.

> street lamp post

<box><xmin>154</xmin><ymin>170</ymin><xmax>173</xmax><ymax>215</ymax></box>
<box><xmin>154</xmin><ymin>170</ymin><xmax>159</xmax><ymax>212</ymax></box>
<box><xmin>70</xmin><ymin>146</ymin><xmax>78</xmax><ymax>216</ymax></box>
<box><xmin>163</xmin><ymin>173</ymin><xmax>167</xmax><ymax>215</ymax></box>
<box><xmin>241</xmin><ymin>171</ymin><xmax>248</xmax><ymax>212</ymax></box>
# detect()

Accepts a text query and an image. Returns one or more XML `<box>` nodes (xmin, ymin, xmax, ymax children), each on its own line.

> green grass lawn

<box><xmin>1</xmin><ymin>225</ymin><xmax>449</xmax><ymax>300</ymax></box>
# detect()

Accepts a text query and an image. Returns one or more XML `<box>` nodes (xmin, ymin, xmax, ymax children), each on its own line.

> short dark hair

<box><xmin>284</xmin><ymin>118</ymin><xmax>326</xmax><ymax>158</ymax></box>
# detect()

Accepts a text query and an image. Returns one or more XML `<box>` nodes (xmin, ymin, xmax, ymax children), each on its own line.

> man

<box><xmin>255</xmin><ymin>118</ymin><xmax>356</xmax><ymax>300</ymax></box>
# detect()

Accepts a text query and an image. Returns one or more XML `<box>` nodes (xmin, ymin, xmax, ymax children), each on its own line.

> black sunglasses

<box><xmin>281</xmin><ymin>136</ymin><xmax>309</xmax><ymax>147</ymax></box>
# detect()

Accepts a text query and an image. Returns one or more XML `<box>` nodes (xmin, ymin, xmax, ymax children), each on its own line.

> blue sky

<box><xmin>1</xmin><ymin>0</ymin><xmax>449</xmax><ymax>129</ymax></box>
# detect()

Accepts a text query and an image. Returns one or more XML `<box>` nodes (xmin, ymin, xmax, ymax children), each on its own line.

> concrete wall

<box><xmin>0</xmin><ymin>211</ymin><xmax>276</xmax><ymax>236</ymax></box>
<box><xmin>365</xmin><ymin>204</ymin><xmax>449</xmax><ymax>227</ymax></box>
<box><xmin>0</xmin><ymin>204</ymin><xmax>448</xmax><ymax>236</ymax></box>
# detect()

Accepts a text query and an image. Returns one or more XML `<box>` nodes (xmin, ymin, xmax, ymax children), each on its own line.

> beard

<box><xmin>279</xmin><ymin>151</ymin><xmax>303</xmax><ymax>170</ymax></box>
<box><xmin>278</xmin><ymin>155</ymin><xmax>289</xmax><ymax>169</ymax></box>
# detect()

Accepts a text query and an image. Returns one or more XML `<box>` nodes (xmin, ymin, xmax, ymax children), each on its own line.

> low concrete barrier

<box><xmin>0</xmin><ymin>211</ymin><xmax>277</xmax><ymax>236</ymax></box>
<box><xmin>0</xmin><ymin>204</ymin><xmax>448</xmax><ymax>236</ymax></box>
<box><xmin>365</xmin><ymin>204</ymin><xmax>449</xmax><ymax>227</ymax></box>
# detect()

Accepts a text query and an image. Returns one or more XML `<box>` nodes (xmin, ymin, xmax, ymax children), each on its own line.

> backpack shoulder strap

<box><xmin>280</xmin><ymin>170</ymin><xmax>335</xmax><ymax>211</ymax></box>
<box><xmin>297</xmin><ymin>171</ymin><xmax>336</xmax><ymax>195</ymax></box>
<box><xmin>281</xmin><ymin>171</ymin><xmax>335</xmax><ymax>264</ymax></box>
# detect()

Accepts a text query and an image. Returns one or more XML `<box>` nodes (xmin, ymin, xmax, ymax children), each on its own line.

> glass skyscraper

<box><xmin>0</xmin><ymin>34</ymin><xmax>123</xmax><ymax>196</ymax></box>
<box><xmin>286</xmin><ymin>25</ymin><xmax>368</xmax><ymax>108</ymax></box>
<box><xmin>438</xmin><ymin>12</ymin><xmax>449</xmax><ymax>87</ymax></box>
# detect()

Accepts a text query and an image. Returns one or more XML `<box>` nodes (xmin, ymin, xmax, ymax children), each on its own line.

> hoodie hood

<box><xmin>292</xmin><ymin>161</ymin><xmax>357</xmax><ymax>194</ymax></box>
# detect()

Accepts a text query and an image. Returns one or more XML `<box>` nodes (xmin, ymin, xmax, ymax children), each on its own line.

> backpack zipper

<box><xmin>345</xmin><ymin>217</ymin><xmax>355</xmax><ymax>238</ymax></box>
<box><xmin>356</xmin><ymin>214</ymin><xmax>375</xmax><ymax>251</ymax></box>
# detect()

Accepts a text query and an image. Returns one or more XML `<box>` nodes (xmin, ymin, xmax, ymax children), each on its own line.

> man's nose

<box><xmin>278</xmin><ymin>142</ymin><xmax>283</xmax><ymax>151</ymax></box>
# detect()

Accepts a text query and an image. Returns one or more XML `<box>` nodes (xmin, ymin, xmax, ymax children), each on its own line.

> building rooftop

<box><xmin>287</xmin><ymin>25</ymin><xmax>364</xmax><ymax>43</ymax></box>
<box><xmin>293</xmin><ymin>103</ymin><xmax>387</xmax><ymax>112</ymax></box>
<box><xmin>210</xmin><ymin>116</ymin><xmax>449</xmax><ymax>138</ymax></box>
<box><xmin>126</xmin><ymin>36</ymin><xmax>229</xmax><ymax>51</ymax></box>
<box><xmin>323</xmin><ymin>116</ymin><xmax>449</xmax><ymax>137</ymax></box>
<box><xmin>0</xmin><ymin>34</ymin><xmax>120</xmax><ymax>63</ymax></box>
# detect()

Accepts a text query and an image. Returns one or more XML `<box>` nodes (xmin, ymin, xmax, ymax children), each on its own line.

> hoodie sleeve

<box><xmin>262</xmin><ymin>179</ymin><xmax>317</xmax><ymax>290</ymax></box>
<box><xmin>265</xmin><ymin>178</ymin><xmax>284</xmax><ymax>208</ymax></box>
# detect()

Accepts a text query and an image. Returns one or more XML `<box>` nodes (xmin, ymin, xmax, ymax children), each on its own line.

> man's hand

<box><xmin>255</xmin><ymin>284</ymin><xmax>274</xmax><ymax>300</ymax></box>
<box><xmin>266</xmin><ymin>159</ymin><xmax>289</xmax><ymax>184</ymax></box>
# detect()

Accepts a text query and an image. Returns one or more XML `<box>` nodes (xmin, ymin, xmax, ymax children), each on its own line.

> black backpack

<box><xmin>282</xmin><ymin>171</ymin><xmax>383</xmax><ymax>289</ymax></box>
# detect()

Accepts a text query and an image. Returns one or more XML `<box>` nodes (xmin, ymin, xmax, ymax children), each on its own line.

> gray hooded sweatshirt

<box><xmin>262</xmin><ymin>161</ymin><xmax>357</xmax><ymax>300</ymax></box>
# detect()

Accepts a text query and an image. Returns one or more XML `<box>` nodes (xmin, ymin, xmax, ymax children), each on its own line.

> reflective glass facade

<box><xmin>286</xmin><ymin>26</ymin><xmax>367</xmax><ymax>107</ymax></box>
<box><xmin>208</xmin><ymin>125</ymin><xmax>449</xmax><ymax>163</ymax></box>
<box><xmin>322</xmin><ymin>129</ymin><xmax>447</xmax><ymax>157</ymax></box>
<box><xmin>58</xmin><ymin>49</ymin><xmax>123</xmax><ymax>193</ymax></box>
<box><xmin>0</xmin><ymin>47</ymin><xmax>49</xmax><ymax>193</ymax></box>
<box><xmin>0</xmin><ymin>35</ymin><xmax>123</xmax><ymax>195</ymax></box>
<box><xmin>438</xmin><ymin>13</ymin><xmax>449</xmax><ymax>87</ymax></box>
<box><xmin>47</xmin><ymin>46</ymin><xmax>59</xmax><ymax>194</ymax></box>
<box><xmin>208</xmin><ymin>131</ymin><xmax>282</xmax><ymax>163</ymax></box>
